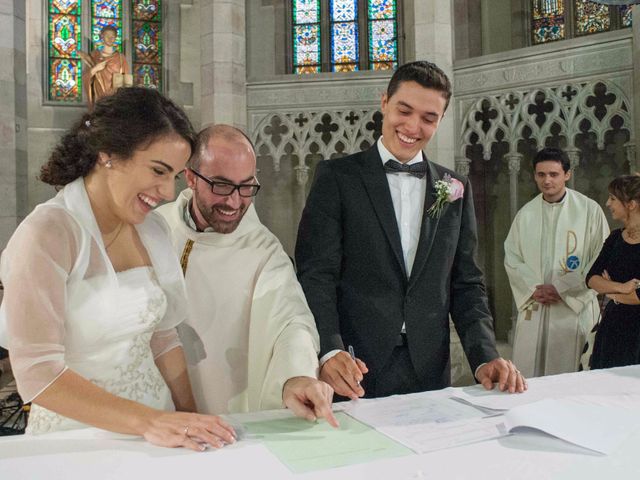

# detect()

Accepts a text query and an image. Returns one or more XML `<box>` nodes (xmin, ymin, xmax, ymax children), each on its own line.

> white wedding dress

<box><xmin>26</xmin><ymin>267</ymin><xmax>175</xmax><ymax>434</ymax></box>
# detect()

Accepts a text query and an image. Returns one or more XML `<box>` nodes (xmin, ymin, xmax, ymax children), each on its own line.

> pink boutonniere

<box><xmin>427</xmin><ymin>174</ymin><xmax>465</xmax><ymax>218</ymax></box>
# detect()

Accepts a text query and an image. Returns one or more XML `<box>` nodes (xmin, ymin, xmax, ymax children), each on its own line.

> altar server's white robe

<box><xmin>158</xmin><ymin>190</ymin><xmax>319</xmax><ymax>414</ymax></box>
<box><xmin>504</xmin><ymin>189</ymin><xmax>608</xmax><ymax>377</ymax></box>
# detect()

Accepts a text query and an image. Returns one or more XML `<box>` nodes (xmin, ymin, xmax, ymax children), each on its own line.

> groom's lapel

<box><xmin>408</xmin><ymin>158</ymin><xmax>441</xmax><ymax>289</ymax></box>
<box><xmin>360</xmin><ymin>147</ymin><xmax>407</xmax><ymax>279</ymax></box>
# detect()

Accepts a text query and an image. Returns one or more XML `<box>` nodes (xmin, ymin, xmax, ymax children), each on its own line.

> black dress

<box><xmin>586</xmin><ymin>229</ymin><xmax>640</xmax><ymax>369</ymax></box>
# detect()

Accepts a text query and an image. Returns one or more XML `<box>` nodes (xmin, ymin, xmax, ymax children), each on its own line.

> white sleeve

<box><xmin>1</xmin><ymin>208</ymin><xmax>79</xmax><ymax>402</ymax></box>
<box><xmin>504</xmin><ymin>213</ymin><xmax>539</xmax><ymax>310</ymax></box>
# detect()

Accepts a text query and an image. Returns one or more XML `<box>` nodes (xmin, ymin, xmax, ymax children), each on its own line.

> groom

<box><xmin>295</xmin><ymin>61</ymin><xmax>526</xmax><ymax>399</ymax></box>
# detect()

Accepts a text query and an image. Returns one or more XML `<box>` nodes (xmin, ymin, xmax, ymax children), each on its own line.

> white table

<box><xmin>2</xmin><ymin>366</ymin><xmax>640</xmax><ymax>480</ymax></box>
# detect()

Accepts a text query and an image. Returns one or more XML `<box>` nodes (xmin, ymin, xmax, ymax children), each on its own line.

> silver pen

<box><xmin>347</xmin><ymin>345</ymin><xmax>360</xmax><ymax>387</ymax></box>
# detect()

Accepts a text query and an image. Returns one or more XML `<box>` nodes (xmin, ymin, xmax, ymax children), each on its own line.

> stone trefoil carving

<box><xmin>460</xmin><ymin>80</ymin><xmax>633</xmax><ymax>163</ymax></box>
<box><xmin>250</xmin><ymin>110</ymin><xmax>383</xmax><ymax>187</ymax></box>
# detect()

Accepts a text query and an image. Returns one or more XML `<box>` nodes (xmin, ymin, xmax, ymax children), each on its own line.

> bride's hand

<box><xmin>142</xmin><ymin>411</ymin><xmax>237</xmax><ymax>451</ymax></box>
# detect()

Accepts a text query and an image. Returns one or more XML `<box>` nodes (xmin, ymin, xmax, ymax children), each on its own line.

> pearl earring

<box><xmin>106</xmin><ymin>160</ymin><xmax>112</xmax><ymax>168</ymax></box>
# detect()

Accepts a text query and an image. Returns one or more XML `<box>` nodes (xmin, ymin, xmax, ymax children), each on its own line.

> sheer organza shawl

<box><xmin>0</xmin><ymin>177</ymin><xmax>188</xmax><ymax>402</ymax></box>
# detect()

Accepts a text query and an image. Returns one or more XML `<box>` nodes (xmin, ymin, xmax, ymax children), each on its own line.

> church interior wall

<box><xmin>4</xmin><ymin>0</ymin><xmax>638</xmax><ymax>362</ymax></box>
<box><xmin>454</xmin><ymin>24</ymin><xmax>635</xmax><ymax>341</ymax></box>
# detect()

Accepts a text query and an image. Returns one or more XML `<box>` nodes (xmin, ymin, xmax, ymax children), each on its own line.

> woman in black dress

<box><xmin>587</xmin><ymin>175</ymin><xmax>640</xmax><ymax>369</ymax></box>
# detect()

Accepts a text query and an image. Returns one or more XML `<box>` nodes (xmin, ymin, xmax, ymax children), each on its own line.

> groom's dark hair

<box><xmin>386</xmin><ymin>61</ymin><xmax>452</xmax><ymax>111</ymax></box>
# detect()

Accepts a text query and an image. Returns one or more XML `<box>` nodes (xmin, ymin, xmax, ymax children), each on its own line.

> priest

<box><xmin>504</xmin><ymin>147</ymin><xmax>609</xmax><ymax>377</ymax></box>
<box><xmin>157</xmin><ymin>124</ymin><xmax>336</xmax><ymax>426</ymax></box>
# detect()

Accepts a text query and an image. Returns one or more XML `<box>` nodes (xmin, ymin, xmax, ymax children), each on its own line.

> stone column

<box><xmin>505</xmin><ymin>152</ymin><xmax>522</xmax><ymax>221</ymax></box>
<box><xmin>406</xmin><ymin>0</ymin><xmax>455</xmax><ymax>169</ymax></box>
<box><xmin>505</xmin><ymin>151</ymin><xmax>522</xmax><ymax>342</ymax></box>
<box><xmin>455</xmin><ymin>156</ymin><xmax>471</xmax><ymax>177</ymax></box>
<box><xmin>0</xmin><ymin>0</ymin><xmax>27</xmax><ymax>250</ymax></box>
<box><xmin>565</xmin><ymin>147</ymin><xmax>580</xmax><ymax>189</ymax></box>
<box><xmin>200</xmin><ymin>0</ymin><xmax>247</xmax><ymax>129</ymax></box>
<box><xmin>626</xmin><ymin>142</ymin><xmax>637</xmax><ymax>173</ymax></box>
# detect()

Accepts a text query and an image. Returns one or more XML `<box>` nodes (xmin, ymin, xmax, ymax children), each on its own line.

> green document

<box><xmin>241</xmin><ymin>411</ymin><xmax>413</xmax><ymax>474</ymax></box>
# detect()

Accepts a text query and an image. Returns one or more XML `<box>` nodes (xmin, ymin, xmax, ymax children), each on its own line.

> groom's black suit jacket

<box><xmin>295</xmin><ymin>146</ymin><xmax>499</xmax><ymax>394</ymax></box>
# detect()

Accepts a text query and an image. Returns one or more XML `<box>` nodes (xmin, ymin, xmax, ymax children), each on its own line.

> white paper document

<box><xmin>452</xmin><ymin>365</ymin><xmax>640</xmax><ymax>411</ymax></box>
<box><xmin>502</xmin><ymin>394</ymin><xmax>640</xmax><ymax>455</ymax></box>
<box><xmin>344</xmin><ymin>390</ymin><xmax>506</xmax><ymax>453</ymax></box>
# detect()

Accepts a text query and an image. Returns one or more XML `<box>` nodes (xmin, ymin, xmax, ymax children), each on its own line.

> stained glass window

<box><xmin>48</xmin><ymin>0</ymin><xmax>82</xmax><ymax>102</ymax></box>
<box><xmin>132</xmin><ymin>0</ymin><xmax>163</xmax><ymax>89</ymax></box>
<box><xmin>292</xmin><ymin>0</ymin><xmax>397</xmax><ymax>74</ymax></box>
<box><xmin>531</xmin><ymin>2</ymin><xmax>630</xmax><ymax>46</ymax></box>
<box><xmin>47</xmin><ymin>1</ymin><xmax>165</xmax><ymax>103</ymax></box>
<box><xmin>368</xmin><ymin>0</ymin><xmax>397</xmax><ymax>70</ymax></box>
<box><xmin>532</xmin><ymin>0</ymin><xmax>565</xmax><ymax>44</ymax></box>
<box><xmin>331</xmin><ymin>1</ymin><xmax>359</xmax><ymax>72</ymax></box>
<box><xmin>620</xmin><ymin>5</ymin><xmax>633</xmax><ymax>27</ymax></box>
<box><xmin>91</xmin><ymin>1</ymin><xmax>123</xmax><ymax>51</ymax></box>
<box><xmin>293</xmin><ymin>0</ymin><xmax>321</xmax><ymax>74</ymax></box>
<box><xmin>575</xmin><ymin>0</ymin><xmax>610</xmax><ymax>35</ymax></box>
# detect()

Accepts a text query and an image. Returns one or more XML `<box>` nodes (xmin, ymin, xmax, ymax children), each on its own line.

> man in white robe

<box><xmin>158</xmin><ymin>125</ymin><xmax>336</xmax><ymax>426</ymax></box>
<box><xmin>504</xmin><ymin>147</ymin><xmax>609</xmax><ymax>377</ymax></box>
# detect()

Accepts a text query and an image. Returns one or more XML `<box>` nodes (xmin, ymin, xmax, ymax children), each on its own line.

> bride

<box><xmin>0</xmin><ymin>87</ymin><xmax>235</xmax><ymax>451</ymax></box>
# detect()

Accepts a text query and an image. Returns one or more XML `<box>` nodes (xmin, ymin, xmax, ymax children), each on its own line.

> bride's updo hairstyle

<box><xmin>40</xmin><ymin>87</ymin><xmax>196</xmax><ymax>187</ymax></box>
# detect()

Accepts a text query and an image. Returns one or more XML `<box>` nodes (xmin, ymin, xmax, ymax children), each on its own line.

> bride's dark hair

<box><xmin>40</xmin><ymin>87</ymin><xmax>196</xmax><ymax>187</ymax></box>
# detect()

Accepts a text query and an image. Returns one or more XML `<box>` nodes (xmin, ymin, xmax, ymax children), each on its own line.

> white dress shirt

<box><xmin>377</xmin><ymin>137</ymin><xmax>427</xmax><ymax>277</ymax></box>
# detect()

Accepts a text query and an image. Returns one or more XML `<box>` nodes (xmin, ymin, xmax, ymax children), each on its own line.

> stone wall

<box><xmin>0</xmin><ymin>0</ymin><xmax>27</xmax><ymax>250</ymax></box>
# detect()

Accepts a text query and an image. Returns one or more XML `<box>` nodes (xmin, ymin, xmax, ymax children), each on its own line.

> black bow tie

<box><xmin>383</xmin><ymin>159</ymin><xmax>428</xmax><ymax>179</ymax></box>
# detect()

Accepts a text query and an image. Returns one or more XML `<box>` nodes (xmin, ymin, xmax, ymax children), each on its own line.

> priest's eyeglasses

<box><xmin>190</xmin><ymin>169</ymin><xmax>261</xmax><ymax>197</ymax></box>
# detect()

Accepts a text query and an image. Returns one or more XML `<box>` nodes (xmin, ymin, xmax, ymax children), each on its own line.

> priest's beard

<box><xmin>193</xmin><ymin>191</ymin><xmax>248</xmax><ymax>234</ymax></box>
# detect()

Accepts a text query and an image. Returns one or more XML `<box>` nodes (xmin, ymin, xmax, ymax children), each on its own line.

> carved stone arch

<box><xmin>521</xmin><ymin>87</ymin><xmax>564</xmax><ymax>150</ymax></box>
<box><xmin>251</xmin><ymin>108</ymin><xmax>384</xmax><ymax>186</ymax></box>
<box><xmin>459</xmin><ymin>79</ymin><xmax>634</xmax><ymax>174</ymax></box>
<box><xmin>572</xmin><ymin>80</ymin><xmax>633</xmax><ymax>150</ymax></box>
<box><xmin>460</xmin><ymin>96</ymin><xmax>505</xmax><ymax>161</ymax></box>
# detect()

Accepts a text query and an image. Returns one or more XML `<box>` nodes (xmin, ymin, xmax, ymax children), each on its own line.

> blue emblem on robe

<box><xmin>566</xmin><ymin>255</ymin><xmax>580</xmax><ymax>271</ymax></box>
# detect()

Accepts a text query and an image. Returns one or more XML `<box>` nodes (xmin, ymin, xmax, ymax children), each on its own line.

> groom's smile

<box><xmin>379</xmin><ymin>80</ymin><xmax>447</xmax><ymax>163</ymax></box>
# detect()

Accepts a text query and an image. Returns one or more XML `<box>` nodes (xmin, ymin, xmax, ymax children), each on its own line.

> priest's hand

<box><xmin>283</xmin><ymin>376</ymin><xmax>339</xmax><ymax>428</ymax></box>
<box><xmin>476</xmin><ymin>358</ymin><xmax>527</xmax><ymax>393</ymax></box>
<box><xmin>533</xmin><ymin>284</ymin><xmax>562</xmax><ymax>304</ymax></box>
<box><xmin>320</xmin><ymin>351</ymin><xmax>368</xmax><ymax>400</ymax></box>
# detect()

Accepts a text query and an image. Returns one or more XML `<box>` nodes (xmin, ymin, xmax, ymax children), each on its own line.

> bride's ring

<box><xmin>183</xmin><ymin>425</ymin><xmax>190</xmax><ymax>438</ymax></box>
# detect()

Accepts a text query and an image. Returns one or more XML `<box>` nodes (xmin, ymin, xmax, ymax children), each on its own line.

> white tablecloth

<box><xmin>2</xmin><ymin>366</ymin><xmax>640</xmax><ymax>479</ymax></box>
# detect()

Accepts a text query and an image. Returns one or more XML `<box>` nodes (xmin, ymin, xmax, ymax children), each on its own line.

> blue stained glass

<box><xmin>50</xmin><ymin>58</ymin><xmax>81</xmax><ymax>100</ymax></box>
<box><xmin>49</xmin><ymin>0</ymin><xmax>82</xmax><ymax>101</ymax></box>
<box><xmin>331</xmin><ymin>0</ymin><xmax>357</xmax><ymax>22</ymax></box>
<box><xmin>368</xmin><ymin>0</ymin><xmax>395</xmax><ymax>20</ymax></box>
<box><xmin>621</xmin><ymin>5</ymin><xmax>632</xmax><ymax>27</ymax></box>
<box><xmin>294</xmin><ymin>0</ymin><xmax>319</xmax><ymax>24</ymax></box>
<box><xmin>93</xmin><ymin>0</ymin><xmax>120</xmax><ymax>18</ymax></box>
<box><xmin>531</xmin><ymin>0</ymin><xmax>564</xmax><ymax>44</ymax></box>
<box><xmin>541</xmin><ymin>0</ymin><xmax>561</xmax><ymax>14</ymax></box>
<box><xmin>294</xmin><ymin>24</ymin><xmax>321</xmax><ymax>66</ymax></box>
<box><xmin>332</xmin><ymin>22</ymin><xmax>358</xmax><ymax>64</ymax></box>
<box><xmin>369</xmin><ymin>19</ymin><xmax>396</xmax><ymax>62</ymax></box>
<box><xmin>293</xmin><ymin>0</ymin><xmax>320</xmax><ymax>73</ymax></box>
